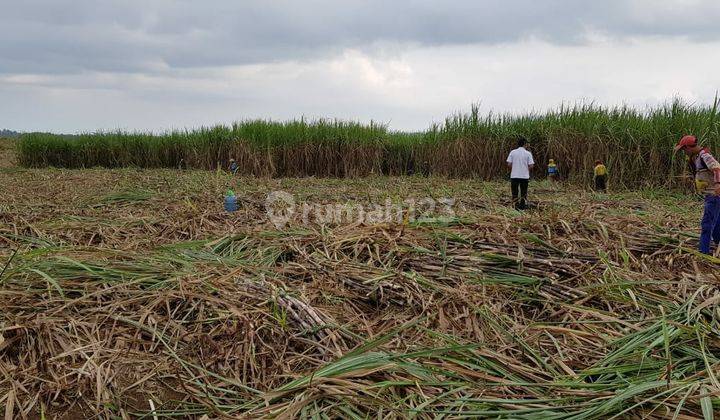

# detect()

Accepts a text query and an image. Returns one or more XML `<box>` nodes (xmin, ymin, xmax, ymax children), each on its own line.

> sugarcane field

<box><xmin>4</xmin><ymin>3</ymin><xmax>720</xmax><ymax>419</ymax></box>
<box><xmin>1</xmin><ymin>106</ymin><xmax>720</xmax><ymax>419</ymax></box>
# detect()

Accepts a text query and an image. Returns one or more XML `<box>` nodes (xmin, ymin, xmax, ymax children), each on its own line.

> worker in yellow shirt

<box><xmin>594</xmin><ymin>160</ymin><xmax>608</xmax><ymax>191</ymax></box>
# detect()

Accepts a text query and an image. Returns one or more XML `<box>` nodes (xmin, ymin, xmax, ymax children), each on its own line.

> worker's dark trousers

<box><xmin>700</xmin><ymin>195</ymin><xmax>720</xmax><ymax>254</ymax></box>
<box><xmin>595</xmin><ymin>175</ymin><xmax>607</xmax><ymax>191</ymax></box>
<box><xmin>510</xmin><ymin>178</ymin><xmax>529</xmax><ymax>209</ymax></box>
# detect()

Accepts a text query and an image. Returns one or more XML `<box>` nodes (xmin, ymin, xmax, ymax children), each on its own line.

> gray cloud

<box><xmin>2</xmin><ymin>1</ymin><xmax>720</xmax><ymax>133</ymax></box>
<box><xmin>3</xmin><ymin>38</ymin><xmax>720</xmax><ymax>133</ymax></box>
<box><xmin>2</xmin><ymin>0</ymin><xmax>720</xmax><ymax>75</ymax></box>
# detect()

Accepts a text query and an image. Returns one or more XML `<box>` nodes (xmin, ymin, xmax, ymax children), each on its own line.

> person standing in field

<box><xmin>506</xmin><ymin>137</ymin><xmax>534</xmax><ymax>209</ymax></box>
<box><xmin>674</xmin><ymin>135</ymin><xmax>720</xmax><ymax>255</ymax></box>
<box><xmin>547</xmin><ymin>159</ymin><xmax>559</xmax><ymax>181</ymax></box>
<box><xmin>229</xmin><ymin>158</ymin><xmax>239</xmax><ymax>175</ymax></box>
<box><xmin>593</xmin><ymin>160</ymin><xmax>608</xmax><ymax>191</ymax></box>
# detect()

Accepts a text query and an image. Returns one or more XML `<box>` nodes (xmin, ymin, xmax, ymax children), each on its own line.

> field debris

<box><xmin>1</xmin><ymin>168</ymin><xmax>719</xmax><ymax>418</ymax></box>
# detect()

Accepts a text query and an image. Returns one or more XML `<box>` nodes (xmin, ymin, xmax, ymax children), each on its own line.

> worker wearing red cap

<box><xmin>674</xmin><ymin>135</ymin><xmax>720</xmax><ymax>255</ymax></box>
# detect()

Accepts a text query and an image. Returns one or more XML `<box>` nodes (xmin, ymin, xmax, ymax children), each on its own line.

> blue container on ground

<box><xmin>224</xmin><ymin>190</ymin><xmax>238</xmax><ymax>212</ymax></box>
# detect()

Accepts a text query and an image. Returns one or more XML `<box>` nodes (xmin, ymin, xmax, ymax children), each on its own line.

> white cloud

<box><xmin>2</xmin><ymin>37</ymin><xmax>719</xmax><ymax>132</ymax></box>
<box><xmin>3</xmin><ymin>1</ymin><xmax>720</xmax><ymax>132</ymax></box>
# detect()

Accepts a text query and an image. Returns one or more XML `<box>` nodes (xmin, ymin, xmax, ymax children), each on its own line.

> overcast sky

<box><xmin>2</xmin><ymin>0</ymin><xmax>720</xmax><ymax>133</ymax></box>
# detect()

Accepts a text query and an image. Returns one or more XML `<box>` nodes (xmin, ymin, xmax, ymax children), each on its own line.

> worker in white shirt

<box><xmin>506</xmin><ymin>137</ymin><xmax>535</xmax><ymax>210</ymax></box>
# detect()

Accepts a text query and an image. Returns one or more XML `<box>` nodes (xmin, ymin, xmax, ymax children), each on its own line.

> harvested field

<box><xmin>1</xmin><ymin>163</ymin><xmax>719</xmax><ymax>418</ymax></box>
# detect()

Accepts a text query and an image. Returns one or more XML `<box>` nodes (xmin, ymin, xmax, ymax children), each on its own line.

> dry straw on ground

<box><xmin>0</xmin><ymin>165</ymin><xmax>719</xmax><ymax>418</ymax></box>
